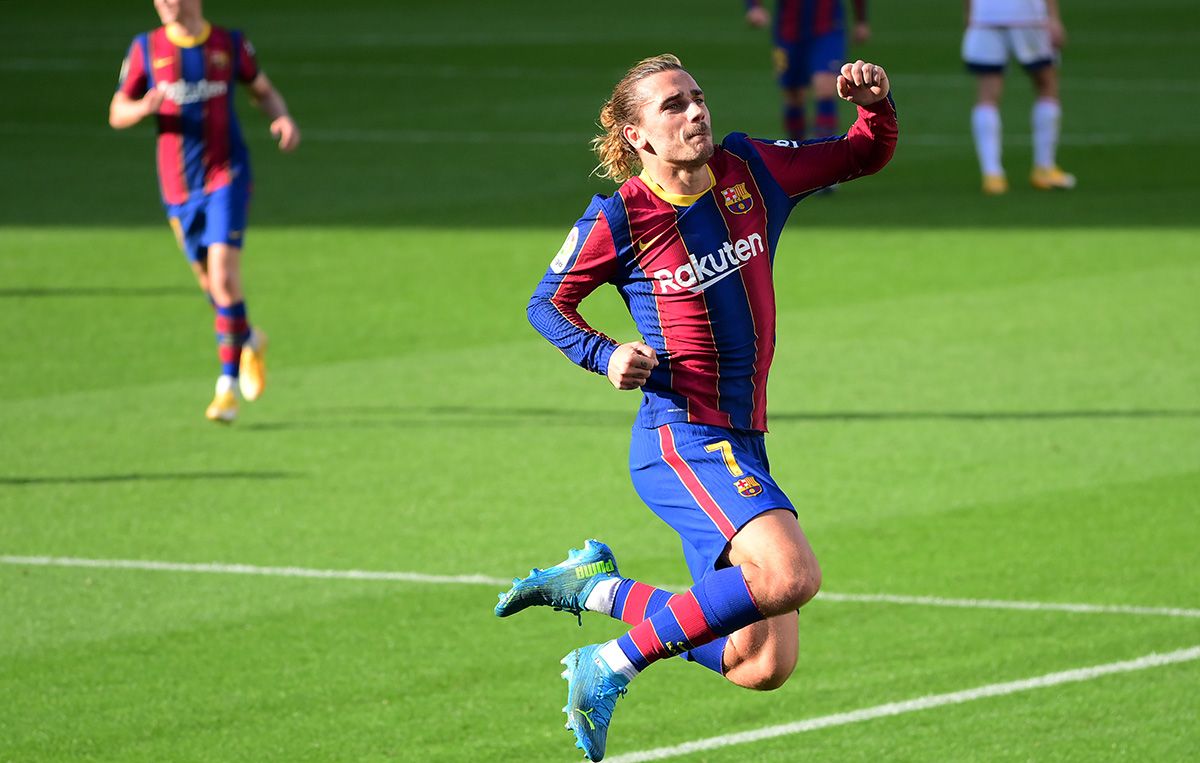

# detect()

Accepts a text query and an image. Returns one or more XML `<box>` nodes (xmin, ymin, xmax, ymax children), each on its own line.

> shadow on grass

<box><xmin>240</xmin><ymin>405</ymin><xmax>1200</xmax><ymax>431</ymax></box>
<box><xmin>0</xmin><ymin>471</ymin><xmax>301</xmax><ymax>486</ymax></box>
<box><xmin>0</xmin><ymin>286</ymin><xmax>195</xmax><ymax>299</ymax></box>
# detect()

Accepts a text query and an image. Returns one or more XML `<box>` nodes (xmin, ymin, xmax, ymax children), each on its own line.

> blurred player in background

<box><xmin>109</xmin><ymin>0</ymin><xmax>300</xmax><ymax>422</ymax></box>
<box><xmin>497</xmin><ymin>54</ymin><xmax>896</xmax><ymax>761</ymax></box>
<box><xmin>746</xmin><ymin>0</ymin><xmax>870</xmax><ymax>144</ymax></box>
<box><xmin>963</xmin><ymin>0</ymin><xmax>1075</xmax><ymax>194</ymax></box>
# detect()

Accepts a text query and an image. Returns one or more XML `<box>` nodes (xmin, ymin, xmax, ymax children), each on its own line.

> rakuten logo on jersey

<box><xmin>159</xmin><ymin>79</ymin><xmax>228</xmax><ymax>105</ymax></box>
<box><xmin>653</xmin><ymin>233</ymin><xmax>765</xmax><ymax>294</ymax></box>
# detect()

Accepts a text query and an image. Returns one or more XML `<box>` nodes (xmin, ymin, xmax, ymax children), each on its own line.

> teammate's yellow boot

<box><xmin>1030</xmin><ymin>165</ymin><xmax>1076</xmax><ymax>190</ymax></box>
<box><xmin>981</xmin><ymin>173</ymin><xmax>1008</xmax><ymax>195</ymax></box>
<box><xmin>239</xmin><ymin>329</ymin><xmax>268</xmax><ymax>402</ymax></box>
<box><xmin>205</xmin><ymin>378</ymin><xmax>238</xmax><ymax>424</ymax></box>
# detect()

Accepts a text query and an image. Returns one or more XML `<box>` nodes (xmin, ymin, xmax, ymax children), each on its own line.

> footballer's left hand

<box><xmin>836</xmin><ymin>60</ymin><xmax>889</xmax><ymax>106</ymax></box>
<box><xmin>271</xmin><ymin>116</ymin><xmax>301</xmax><ymax>152</ymax></box>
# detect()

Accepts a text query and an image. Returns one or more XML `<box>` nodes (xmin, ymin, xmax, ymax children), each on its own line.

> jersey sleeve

<box><xmin>234</xmin><ymin>32</ymin><xmax>261</xmax><ymax>83</ymax></box>
<box><xmin>116</xmin><ymin>38</ymin><xmax>148</xmax><ymax>98</ymax></box>
<box><xmin>743</xmin><ymin>95</ymin><xmax>898</xmax><ymax>197</ymax></box>
<box><xmin>527</xmin><ymin>198</ymin><xmax>621</xmax><ymax>377</ymax></box>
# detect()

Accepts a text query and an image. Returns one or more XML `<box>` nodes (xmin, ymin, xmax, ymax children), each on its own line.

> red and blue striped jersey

<box><xmin>117</xmin><ymin>24</ymin><xmax>259</xmax><ymax>205</ymax></box>
<box><xmin>748</xmin><ymin>0</ymin><xmax>868</xmax><ymax>43</ymax></box>
<box><xmin>528</xmin><ymin>98</ymin><xmax>897</xmax><ymax>432</ymax></box>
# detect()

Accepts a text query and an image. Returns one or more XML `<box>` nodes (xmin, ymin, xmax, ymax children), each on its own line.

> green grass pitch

<box><xmin>2</xmin><ymin>1</ymin><xmax>1198</xmax><ymax>760</ymax></box>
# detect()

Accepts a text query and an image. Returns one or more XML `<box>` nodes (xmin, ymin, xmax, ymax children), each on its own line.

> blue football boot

<box><xmin>494</xmin><ymin>539</ymin><xmax>619</xmax><ymax>623</ymax></box>
<box><xmin>561</xmin><ymin>643</ymin><xmax>630</xmax><ymax>762</ymax></box>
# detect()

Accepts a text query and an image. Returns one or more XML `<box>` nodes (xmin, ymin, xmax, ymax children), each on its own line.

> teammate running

<box><xmin>109</xmin><ymin>0</ymin><xmax>300</xmax><ymax>422</ymax></box>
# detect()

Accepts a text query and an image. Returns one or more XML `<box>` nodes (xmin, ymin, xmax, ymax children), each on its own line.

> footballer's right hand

<box><xmin>746</xmin><ymin>5</ymin><xmax>770</xmax><ymax>28</ymax></box>
<box><xmin>608</xmin><ymin>341</ymin><xmax>659</xmax><ymax>390</ymax></box>
<box><xmin>142</xmin><ymin>85</ymin><xmax>165</xmax><ymax>117</ymax></box>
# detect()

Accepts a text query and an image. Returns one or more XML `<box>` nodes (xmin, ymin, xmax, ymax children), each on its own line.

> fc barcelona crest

<box><xmin>721</xmin><ymin>183</ymin><xmax>754</xmax><ymax>215</ymax></box>
<box><xmin>210</xmin><ymin>50</ymin><xmax>230</xmax><ymax>69</ymax></box>
<box><xmin>735</xmin><ymin>476</ymin><xmax>763</xmax><ymax>497</ymax></box>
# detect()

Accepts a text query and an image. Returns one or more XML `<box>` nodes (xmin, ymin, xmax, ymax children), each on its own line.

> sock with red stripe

<box><xmin>815</xmin><ymin>97</ymin><xmax>838</xmax><ymax>138</ymax></box>
<box><xmin>606</xmin><ymin>566</ymin><xmax>762</xmax><ymax>678</ymax></box>
<box><xmin>784</xmin><ymin>105</ymin><xmax>806</xmax><ymax>141</ymax></box>
<box><xmin>214</xmin><ymin>302</ymin><xmax>250</xmax><ymax>380</ymax></box>
<box><xmin>589</xmin><ymin>578</ymin><xmax>728</xmax><ymax>673</ymax></box>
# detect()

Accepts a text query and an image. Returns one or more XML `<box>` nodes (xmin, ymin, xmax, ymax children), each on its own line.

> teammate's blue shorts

<box><xmin>165</xmin><ymin>177</ymin><xmax>252</xmax><ymax>263</ymax></box>
<box><xmin>629</xmin><ymin>422</ymin><xmax>796</xmax><ymax>583</ymax></box>
<box><xmin>774</xmin><ymin>30</ymin><xmax>845</xmax><ymax>89</ymax></box>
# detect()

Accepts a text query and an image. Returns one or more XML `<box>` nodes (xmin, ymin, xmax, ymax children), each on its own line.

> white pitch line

<box><xmin>2</xmin><ymin>554</ymin><xmax>1198</xmax><ymax>620</ymax></box>
<box><xmin>0</xmin><ymin>555</ymin><xmax>510</xmax><ymax>587</ymax></box>
<box><xmin>818</xmin><ymin>591</ymin><xmax>1200</xmax><ymax>619</ymax></box>
<box><xmin>603</xmin><ymin>646</ymin><xmax>1200</xmax><ymax>763</ymax></box>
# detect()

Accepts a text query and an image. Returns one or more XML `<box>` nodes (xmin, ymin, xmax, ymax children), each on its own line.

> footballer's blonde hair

<box><xmin>591</xmin><ymin>54</ymin><xmax>685</xmax><ymax>182</ymax></box>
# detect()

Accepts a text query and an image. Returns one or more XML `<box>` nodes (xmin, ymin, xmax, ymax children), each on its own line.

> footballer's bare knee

<box><xmin>730</xmin><ymin>509</ymin><xmax>822</xmax><ymax>615</ymax></box>
<box><xmin>723</xmin><ymin>621</ymin><xmax>799</xmax><ymax>690</ymax></box>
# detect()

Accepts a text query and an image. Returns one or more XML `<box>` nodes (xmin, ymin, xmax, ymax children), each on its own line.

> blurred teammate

<box><xmin>109</xmin><ymin>0</ymin><xmax>300</xmax><ymax>422</ymax></box>
<box><xmin>498</xmin><ymin>54</ymin><xmax>896</xmax><ymax>760</ymax></box>
<box><xmin>746</xmin><ymin>0</ymin><xmax>870</xmax><ymax>143</ymax></box>
<box><xmin>963</xmin><ymin>0</ymin><xmax>1075</xmax><ymax>193</ymax></box>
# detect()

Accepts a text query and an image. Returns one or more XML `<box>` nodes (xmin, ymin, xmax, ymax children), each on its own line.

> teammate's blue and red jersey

<box><xmin>117</xmin><ymin>23</ymin><xmax>259</xmax><ymax>205</ymax></box>
<box><xmin>528</xmin><ymin>97</ymin><xmax>897</xmax><ymax>433</ymax></box>
<box><xmin>747</xmin><ymin>0</ymin><xmax>868</xmax><ymax>43</ymax></box>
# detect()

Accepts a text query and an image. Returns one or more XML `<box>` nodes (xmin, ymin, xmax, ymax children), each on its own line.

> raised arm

<box><xmin>749</xmin><ymin>60</ymin><xmax>897</xmax><ymax>196</ymax></box>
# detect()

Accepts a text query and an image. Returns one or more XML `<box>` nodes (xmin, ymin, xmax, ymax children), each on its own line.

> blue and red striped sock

<box><xmin>610</xmin><ymin>579</ymin><xmax>727</xmax><ymax>674</ymax></box>
<box><xmin>784</xmin><ymin>105</ymin><xmax>806</xmax><ymax>141</ymax></box>
<box><xmin>612</xmin><ymin>566</ymin><xmax>761</xmax><ymax>675</ymax></box>
<box><xmin>214</xmin><ymin>302</ymin><xmax>250</xmax><ymax>379</ymax></box>
<box><xmin>815</xmin><ymin>98</ymin><xmax>838</xmax><ymax>138</ymax></box>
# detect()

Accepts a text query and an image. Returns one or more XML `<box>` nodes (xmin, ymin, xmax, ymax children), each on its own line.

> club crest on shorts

<box><xmin>721</xmin><ymin>183</ymin><xmax>754</xmax><ymax>215</ymax></box>
<box><xmin>735</xmin><ymin>476</ymin><xmax>762</xmax><ymax>497</ymax></box>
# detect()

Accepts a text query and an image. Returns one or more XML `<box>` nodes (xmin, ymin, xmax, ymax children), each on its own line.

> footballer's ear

<box><xmin>623</xmin><ymin>123</ymin><xmax>648</xmax><ymax>152</ymax></box>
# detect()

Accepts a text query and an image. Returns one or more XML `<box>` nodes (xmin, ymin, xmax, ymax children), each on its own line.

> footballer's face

<box><xmin>626</xmin><ymin>69</ymin><xmax>714</xmax><ymax>169</ymax></box>
<box><xmin>154</xmin><ymin>0</ymin><xmax>201</xmax><ymax>26</ymax></box>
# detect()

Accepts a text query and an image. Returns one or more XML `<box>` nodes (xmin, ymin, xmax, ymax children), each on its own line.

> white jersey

<box><xmin>968</xmin><ymin>0</ymin><xmax>1048</xmax><ymax>27</ymax></box>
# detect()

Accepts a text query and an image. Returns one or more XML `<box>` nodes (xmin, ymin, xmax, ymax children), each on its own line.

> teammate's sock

<box><xmin>784</xmin><ymin>105</ymin><xmax>806</xmax><ymax>141</ymax></box>
<box><xmin>214</xmin><ymin>301</ymin><xmax>251</xmax><ymax>379</ymax></box>
<box><xmin>612</xmin><ymin>566</ymin><xmax>762</xmax><ymax>674</ymax></box>
<box><xmin>815</xmin><ymin>97</ymin><xmax>838</xmax><ymax>138</ymax></box>
<box><xmin>971</xmin><ymin>103</ymin><xmax>1003</xmax><ymax>176</ymax></box>
<box><xmin>215</xmin><ymin>373</ymin><xmax>237</xmax><ymax>396</ymax></box>
<box><xmin>1031</xmin><ymin>97</ymin><xmax>1061</xmax><ymax>169</ymax></box>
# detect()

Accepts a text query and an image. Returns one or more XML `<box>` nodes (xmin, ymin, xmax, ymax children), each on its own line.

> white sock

<box><xmin>215</xmin><ymin>374</ymin><xmax>238</xmax><ymax>396</ymax></box>
<box><xmin>971</xmin><ymin>103</ymin><xmax>1003</xmax><ymax>176</ymax></box>
<box><xmin>597</xmin><ymin>640</ymin><xmax>640</xmax><ymax>683</ymax></box>
<box><xmin>1032</xmin><ymin>98</ymin><xmax>1061</xmax><ymax>170</ymax></box>
<box><xmin>583</xmin><ymin>577</ymin><xmax>621</xmax><ymax>615</ymax></box>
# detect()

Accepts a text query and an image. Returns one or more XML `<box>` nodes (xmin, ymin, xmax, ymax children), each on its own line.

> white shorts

<box><xmin>962</xmin><ymin>26</ymin><xmax>1056</xmax><ymax>71</ymax></box>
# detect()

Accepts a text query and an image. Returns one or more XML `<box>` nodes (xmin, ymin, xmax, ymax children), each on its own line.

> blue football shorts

<box><xmin>629</xmin><ymin>422</ymin><xmax>796</xmax><ymax>583</ymax></box>
<box><xmin>774</xmin><ymin>30</ymin><xmax>845</xmax><ymax>89</ymax></box>
<box><xmin>165</xmin><ymin>177</ymin><xmax>252</xmax><ymax>263</ymax></box>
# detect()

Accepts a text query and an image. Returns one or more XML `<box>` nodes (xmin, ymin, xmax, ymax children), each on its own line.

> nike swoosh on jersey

<box><xmin>153</xmin><ymin>57</ymin><xmax>175</xmax><ymax>68</ymax></box>
<box><xmin>636</xmin><ymin>228</ymin><xmax>674</xmax><ymax>252</ymax></box>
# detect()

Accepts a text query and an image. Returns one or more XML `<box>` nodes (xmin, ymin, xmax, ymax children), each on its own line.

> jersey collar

<box><xmin>638</xmin><ymin>165</ymin><xmax>715</xmax><ymax>207</ymax></box>
<box><xmin>165</xmin><ymin>21</ymin><xmax>212</xmax><ymax>48</ymax></box>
